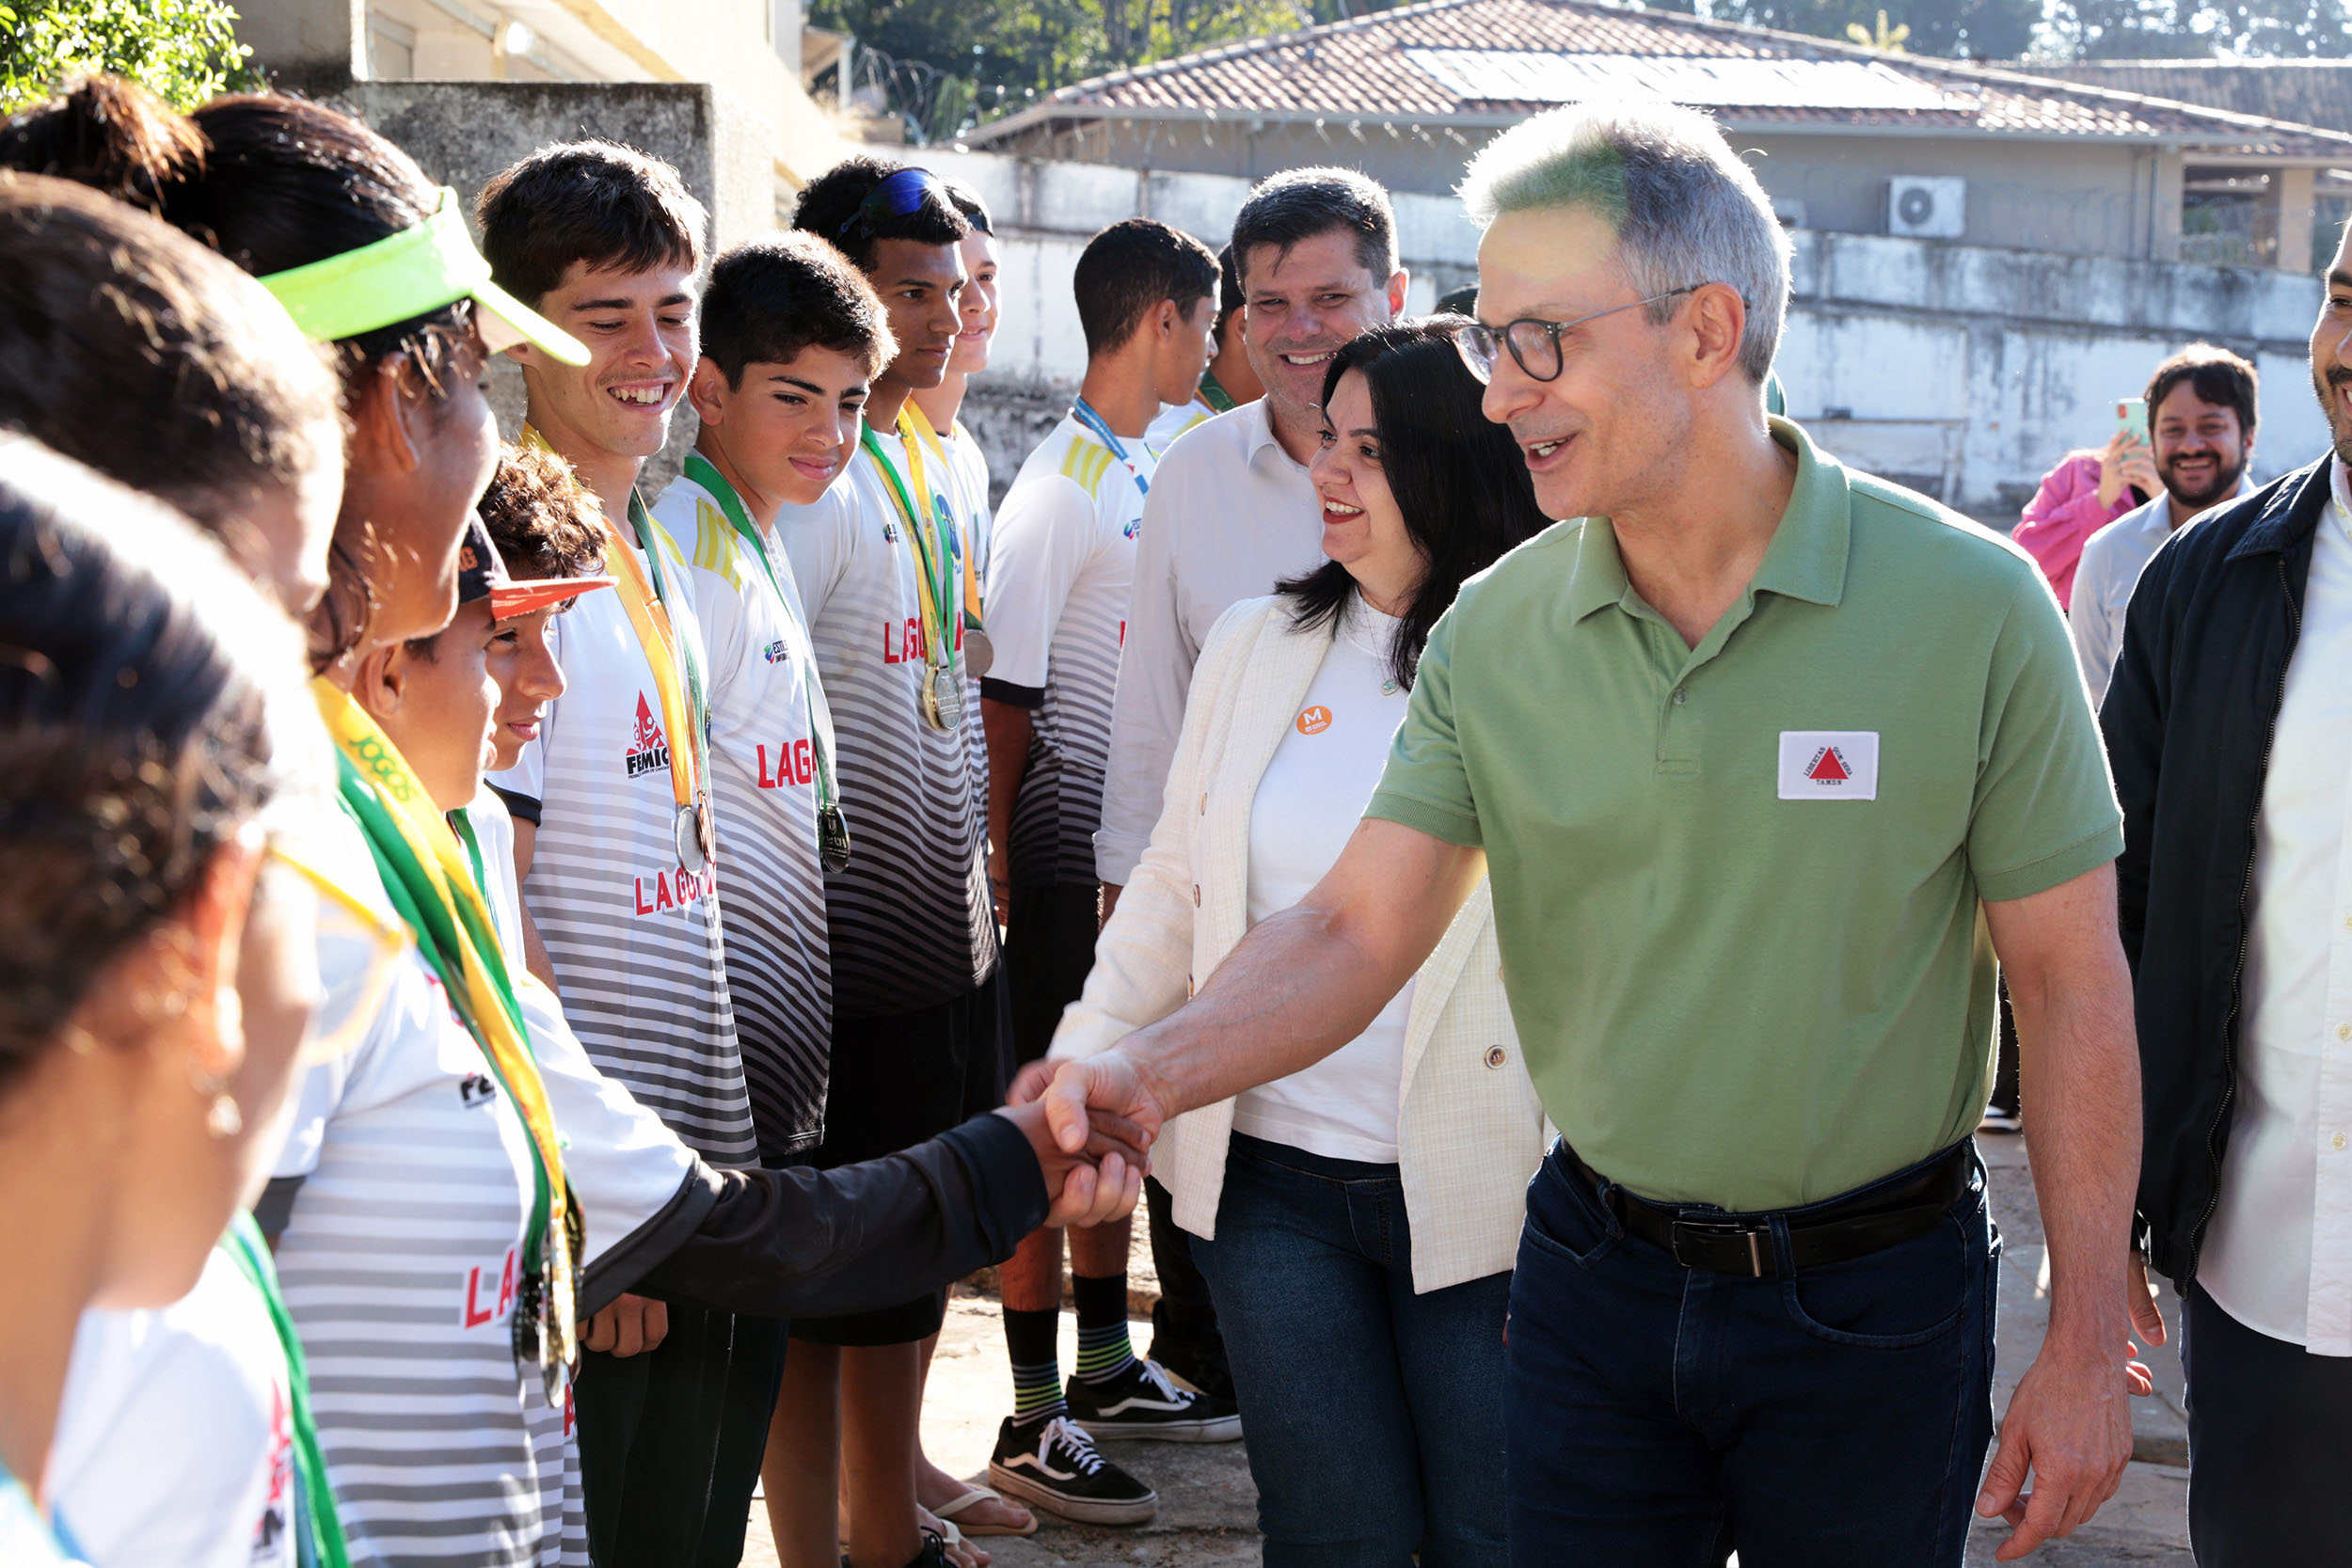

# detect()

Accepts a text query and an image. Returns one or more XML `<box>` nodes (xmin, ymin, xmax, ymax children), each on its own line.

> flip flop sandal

<box><xmin>933</xmin><ymin>1485</ymin><xmax>1041</xmax><ymax>1538</ymax></box>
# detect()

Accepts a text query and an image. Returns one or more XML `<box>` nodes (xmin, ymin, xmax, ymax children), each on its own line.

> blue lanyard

<box><xmin>1071</xmin><ymin>397</ymin><xmax>1148</xmax><ymax>497</ymax></box>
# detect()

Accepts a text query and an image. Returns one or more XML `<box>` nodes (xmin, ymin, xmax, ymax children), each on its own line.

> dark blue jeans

<box><xmin>1189</xmin><ymin>1134</ymin><xmax>1511</xmax><ymax>1568</ymax></box>
<box><xmin>1505</xmin><ymin>1141</ymin><xmax>1997</xmax><ymax>1567</ymax></box>
<box><xmin>2183</xmin><ymin>1279</ymin><xmax>2352</xmax><ymax>1566</ymax></box>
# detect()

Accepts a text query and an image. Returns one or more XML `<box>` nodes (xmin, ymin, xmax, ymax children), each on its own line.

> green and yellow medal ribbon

<box><xmin>220</xmin><ymin>1214</ymin><xmax>351</xmax><ymax>1568</ymax></box>
<box><xmin>311</xmin><ymin>678</ymin><xmax>580</xmax><ymax>1379</ymax></box>
<box><xmin>519</xmin><ymin>424</ymin><xmax>709</xmax><ymax>852</ymax></box>
<box><xmin>1198</xmin><ymin>369</ymin><xmax>1236</xmax><ymax>414</ymax></box>
<box><xmin>681</xmin><ymin>451</ymin><xmax>843</xmax><ymax>821</ymax></box>
<box><xmin>902</xmin><ymin>402</ymin><xmax>984</xmax><ymax>637</ymax></box>
<box><xmin>860</xmin><ymin>415</ymin><xmax>955</xmax><ymax>675</ymax></box>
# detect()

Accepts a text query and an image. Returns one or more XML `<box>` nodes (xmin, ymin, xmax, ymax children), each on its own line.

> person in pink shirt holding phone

<box><xmin>2014</xmin><ymin>399</ymin><xmax>2165</xmax><ymax>609</ymax></box>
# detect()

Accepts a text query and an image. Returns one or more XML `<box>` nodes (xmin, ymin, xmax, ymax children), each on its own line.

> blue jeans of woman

<box><xmin>1188</xmin><ymin>1133</ymin><xmax>1511</xmax><ymax>1568</ymax></box>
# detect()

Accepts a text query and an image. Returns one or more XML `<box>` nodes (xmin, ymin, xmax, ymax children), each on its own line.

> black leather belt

<box><xmin>1564</xmin><ymin>1141</ymin><xmax>1976</xmax><ymax>1278</ymax></box>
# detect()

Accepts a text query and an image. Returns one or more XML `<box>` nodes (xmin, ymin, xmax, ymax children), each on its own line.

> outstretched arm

<box><xmin>617</xmin><ymin>1104</ymin><xmax>1139</xmax><ymax>1322</ymax></box>
<box><xmin>1043</xmin><ymin>817</ymin><xmax>1484</xmax><ymax>1150</ymax></box>
<box><xmin>1975</xmin><ymin>863</ymin><xmax>2144</xmax><ymax>1561</ymax></box>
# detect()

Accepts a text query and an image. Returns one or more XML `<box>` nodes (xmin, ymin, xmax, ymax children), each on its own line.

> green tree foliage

<box><xmin>1672</xmin><ymin>0</ymin><xmax>2040</xmax><ymax>58</ymax></box>
<box><xmin>817</xmin><ymin>0</ymin><xmax>1308</xmax><ymax>124</ymax></box>
<box><xmin>2042</xmin><ymin>0</ymin><xmax>2352</xmax><ymax>57</ymax></box>
<box><xmin>1668</xmin><ymin>0</ymin><xmax>2352</xmax><ymax>58</ymax></box>
<box><xmin>0</xmin><ymin>0</ymin><xmax>257</xmax><ymax>112</ymax></box>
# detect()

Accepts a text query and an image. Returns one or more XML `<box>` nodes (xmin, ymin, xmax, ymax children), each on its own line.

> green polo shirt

<box><xmin>1367</xmin><ymin>418</ymin><xmax>2121</xmax><ymax>1210</ymax></box>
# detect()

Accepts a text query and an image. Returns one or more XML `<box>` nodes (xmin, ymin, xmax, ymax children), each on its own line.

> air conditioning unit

<box><xmin>1888</xmin><ymin>177</ymin><xmax>1965</xmax><ymax>240</ymax></box>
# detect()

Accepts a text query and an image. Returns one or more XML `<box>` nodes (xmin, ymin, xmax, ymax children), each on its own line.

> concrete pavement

<box><xmin>745</xmin><ymin>1133</ymin><xmax>2194</xmax><ymax>1566</ymax></box>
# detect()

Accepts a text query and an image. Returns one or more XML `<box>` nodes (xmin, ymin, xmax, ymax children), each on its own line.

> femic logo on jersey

<box><xmin>626</xmin><ymin>692</ymin><xmax>671</xmax><ymax>779</ymax></box>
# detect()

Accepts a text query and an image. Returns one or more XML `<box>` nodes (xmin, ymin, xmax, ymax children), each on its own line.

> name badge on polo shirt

<box><xmin>1778</xmin><ymin>731</ymin><xmax>1879</xmax><ymax>800</ymax></box>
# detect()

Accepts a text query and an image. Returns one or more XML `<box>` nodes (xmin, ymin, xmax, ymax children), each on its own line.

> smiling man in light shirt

<box><xmin>1095</xmin><ymin>167</ymin><xmax>1409</xmax><ymax>913</ymax></box>
<box><xmin>2105</xmin><ymin>225</ymin><xmax>2352</xmax><ymax>1565</ymax></box>
<box><xmin>2071</xmin><ymin>343</ymin><xmax>2258</xmax><ymax>702</ymax></box>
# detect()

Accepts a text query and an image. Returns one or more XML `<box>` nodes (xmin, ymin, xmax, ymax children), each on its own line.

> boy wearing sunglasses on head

<box><xmin>769</xmin><ymin>158</ymin><xmax>1005</xmax><ymax>1568</ymax></box>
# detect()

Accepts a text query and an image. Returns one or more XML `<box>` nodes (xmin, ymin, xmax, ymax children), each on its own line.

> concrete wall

<box><xmin>912</xmin><ymin>149</ymin><xmax>2328</xmax><ymax>520</ymax></box>
<box><xmin>977</xmin><ymin>120</ymin><xmax>2193</xmax><ymax>263</ymax></box>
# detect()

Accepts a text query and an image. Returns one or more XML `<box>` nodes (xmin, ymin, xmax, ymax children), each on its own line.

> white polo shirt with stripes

<box><xmin>988</xmin><ymin>412</ymin><xmax>1152</xmax><ymax>890</ymax></box>
<box><xmin>487</xmin><ymin>519</ymin><xmax>756</xmax><ymax>1167</ymax></box>
<box><xmin>776</xmin><ymin>426</ymin><xmax>997</xmax><ymax>1020</ymax></box>
<box><xmin>654</xmin><ymin>469</ymin><xmax>834</xmax><ymax>1162</ymax></box>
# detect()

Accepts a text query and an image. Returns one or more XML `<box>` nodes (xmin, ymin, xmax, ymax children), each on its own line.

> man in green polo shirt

<box><xmin>1037</xmin><ymin>101</ymin><xmax>2147</xmax><ymax>1565</ymax></box>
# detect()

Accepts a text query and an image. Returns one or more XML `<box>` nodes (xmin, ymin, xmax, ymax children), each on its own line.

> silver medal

<box><xmin>674</xmin><ymin>800</ymin><xmax>711</xmax><ymax>873</ymax></box>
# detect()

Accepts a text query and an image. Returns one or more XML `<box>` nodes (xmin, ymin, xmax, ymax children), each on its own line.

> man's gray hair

<box><xmin>1458</xmin><ymin>102</ymin><xmax>1790</xmax><ymax>383</ymax></box>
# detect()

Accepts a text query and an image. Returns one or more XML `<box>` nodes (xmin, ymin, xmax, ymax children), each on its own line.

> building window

<box><xmin>2182</xmin><ymin>168</ymin><xmax>2277</xmax><ymax>269</ymax></box>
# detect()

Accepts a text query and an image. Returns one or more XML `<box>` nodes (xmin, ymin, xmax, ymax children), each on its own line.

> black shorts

<box><xmin>1006</xmin><ymin>881</ymin><xmax>1104</xmax><ymax>1067</ymax></box>
<box><xmin>791</xmin><ymin>966</ymin><xmax>1010</xmax><ymax>1346</ymax></box>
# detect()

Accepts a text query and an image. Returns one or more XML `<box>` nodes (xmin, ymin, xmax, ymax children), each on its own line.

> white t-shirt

<box><xmin>658</xmin><ymin>467</ymin><xmax>834</xmax><ymax>1162</ymax></box>
<box><xmin>1143</xmin><ymin>395</ymin><xmax>1216</xmax><ymax>455</ymax></box>
<box><xmin>51</xmin><ymin>1249</ymin><xmax>293</xmax><ymax>1568</ymax></box>
<box><xmin>1097</xmin><ymin>399</ymin><xmax>1323</xmax><ymax>885</ymax></box>
<box><xmin>776</xmin><ymin>428</ymin><xmax>997</xmax><ymax>1019</ymax></box>
<box><xmin>488</xmin><ymin>518</ymin><xmax>756</xmax><ymax>1167</ymax></box>
<box><xmin>0</xmin><ymin>1475</ymin><xmax>82</xmax><ymax>1568</ymax></box>
<box><xmin>989</xmin><ymin>412</ymin><xmax>1151</xmax><ymax>889</ymax></box>
<box><xmin>272</xmin><ymin>811</ymin><xmax>555</xmax><ymax>1565</ymax></box>
<box><xmin>1234</xmin><ymin>598</ymin><xmax>1417</xmax><ymax>1164</ymax></box>
<box><xmin>458</xmin><ymin>787</ymin><xmax>706</xmax><ymax>1567</ymax></box>
<box><xmin>2070</xmin><ymin>483</ymin><xmax>2240</xmax><ymax>704</ymax></box>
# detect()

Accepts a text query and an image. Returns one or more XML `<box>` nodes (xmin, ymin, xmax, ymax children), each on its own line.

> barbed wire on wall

<box><xmin>811</xmin><ymin>43</ymin><xmax>977</xmax><ymax>145</ymax></box>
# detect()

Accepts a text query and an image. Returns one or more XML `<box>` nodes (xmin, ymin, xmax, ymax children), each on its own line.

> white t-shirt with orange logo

<box><xmin>488</xmin><ymin>522</ymin><xmax>757</xmax><ymax>1167</ymax></box>
<box><xmin>1236</xmin><ymin>595</ymin><xmax>1418</xmax><ymax>1164</ymax></box>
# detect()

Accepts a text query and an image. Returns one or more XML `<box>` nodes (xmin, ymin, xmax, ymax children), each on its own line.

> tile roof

<box><xmin>966</xmin><ymin>0</ymin><xmax>2352</xmax><ymax>156</ymax></box>
<box><xmin>2028</xmin><ymin>59</ymin><xmax>2352</xmax><ymax>141</ymax></box>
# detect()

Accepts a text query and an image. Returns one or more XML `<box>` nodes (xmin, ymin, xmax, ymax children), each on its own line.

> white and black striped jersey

<box><xmin>658</xmin><ymin>470</ymin><xmax>834</xmax><ymax>1163</ymax></box>
<box><xmin>488</xmin><ymin>524</ymin><xmax>756</xmax><ymax>1168</ymax></box>
<box><xmin>271</xmin><ymin>829</ymin><xmax>553</xmax><ymax>1564</ymax></box>
<box><xmin>776</xmin><ymin>429</ymin><xmax>996</xmax><ymax>1020</ymax></box>
<box><xmin>988</xmin><ymin>416</ymin><xmax>1152</xmax><ymax>889</ymax></box>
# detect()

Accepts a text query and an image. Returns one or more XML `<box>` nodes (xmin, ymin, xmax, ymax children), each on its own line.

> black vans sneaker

<box><xmin>1065</xmin><ymin>1356</ymin><xmax>1244</xmax><ymax>1442</ymax></box>
<box><xmin>987</xmin><ymin>1415</ymin><xmax>1158</xmax><ymax>1526</ymax></box>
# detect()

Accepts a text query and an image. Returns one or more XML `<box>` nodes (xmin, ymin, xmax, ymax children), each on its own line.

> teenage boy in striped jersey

<box><xmin>983</xmin><ymin>218</ymin><xmax>1236</xmax><ymax>1527</ymax></box>
<box><xmin>474</xmin><ymin>140</ymin><xmax>793</xmax><ymax>1568</ymax></box>
<box><xmin>771</xmin><ymin>157</ymin><xmax>1007</xmax><ymax>1568</ymax></box>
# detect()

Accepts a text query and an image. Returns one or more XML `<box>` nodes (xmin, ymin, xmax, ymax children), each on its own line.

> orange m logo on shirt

<box><xmin>1295</xmin><ymin>706</ymin><xmax>1333</xmax><ymax>736</ymax></box>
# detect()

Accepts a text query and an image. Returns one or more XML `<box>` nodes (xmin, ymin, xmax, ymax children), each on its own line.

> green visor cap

<box><xmin>259</xmin><ymin>186</ymin><xmax>589</xmax><ymax>365</ymax></box>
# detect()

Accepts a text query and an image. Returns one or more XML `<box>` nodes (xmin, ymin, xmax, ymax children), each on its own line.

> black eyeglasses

<box><xmin>1455</xmin><ymin>286</ymin><xmax>1711</xmax><ymax>385</ymax></box>
<box><xmin>837</xmin><ymin>167</ymin><xmax>954</xmax><ymax>245</ymax></box>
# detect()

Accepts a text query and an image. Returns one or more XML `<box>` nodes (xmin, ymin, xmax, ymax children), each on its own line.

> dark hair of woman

<box><xmin>1279</xmin><ymin>315</ymin><xmax>1551</xmax><ymax>688</ymax></box>
<box><xmin>0</xmin><ymin>76</ymin><xmax>482</xmax><ymax>668</ymax></box>
<box><xmin>0</xmin><ymin>171</ymin><xmax>339</xmax><ymax>582</ymax></box>
<box><xmin>0</xmin><ymin>436</ymin><xmax>293</xmax><ymax>1091</ymax></box>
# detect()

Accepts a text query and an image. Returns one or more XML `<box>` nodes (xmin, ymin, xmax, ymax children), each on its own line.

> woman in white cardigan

<box><xmin>1037</xmin><ymin>321</ymin><xmax>1551</xmax><ymax>1566</ymax></box>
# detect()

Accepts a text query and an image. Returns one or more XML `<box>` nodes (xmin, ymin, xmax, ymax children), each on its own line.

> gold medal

<box><xmin>922</xmin><ymin>664</ymin><xmax>964</xmax><ymax>732</ymax></box>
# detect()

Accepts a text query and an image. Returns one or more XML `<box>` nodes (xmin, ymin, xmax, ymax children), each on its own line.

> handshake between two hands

<box><xmin>992</xmin><ymin>1049</ymin><xmax>1170</xmax><ymax>1229</ymax></box>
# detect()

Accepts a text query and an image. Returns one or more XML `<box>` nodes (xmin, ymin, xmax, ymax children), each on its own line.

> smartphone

<box><xmin>2118</xmin><ymin>397</ymin><xmax>2149</xmax><ymax>446</ymax></box>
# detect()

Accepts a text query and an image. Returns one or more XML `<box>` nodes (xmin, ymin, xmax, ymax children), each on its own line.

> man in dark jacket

<box><xmin>2105</xmin><ymin>231</ymin><xmax>2352</xmax><ymax>1565</ymax></box>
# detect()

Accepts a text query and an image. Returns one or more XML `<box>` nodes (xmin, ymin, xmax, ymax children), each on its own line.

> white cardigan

<box><xmin>1053</xmin><ymin>595</ymin><xmax>1549</xmax><ymax>1292</ymax></box>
